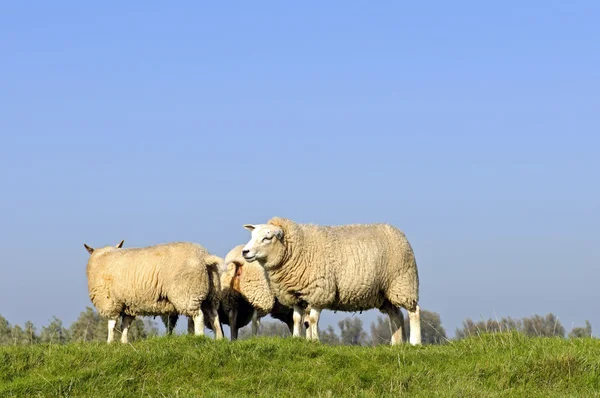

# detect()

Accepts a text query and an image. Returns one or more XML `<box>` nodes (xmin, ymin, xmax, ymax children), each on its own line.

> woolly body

<box><xmin>86</xmin><ymin>242</ymin><xmax>222</xmax><ymax>320</ymax></box>
<box><xmin>242</xmin><ymin>217</ymin><xmax>421</xmax><ymax>345</ymax></box>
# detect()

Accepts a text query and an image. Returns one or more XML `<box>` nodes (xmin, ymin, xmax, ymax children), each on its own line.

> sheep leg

<box><xmin>166</xmin><ymin>314</ymin><xmax>178</xmax><ymax>335</ymax></box>
<box><xmin>229</xmin><ymin>309</ymin><xmax>238</xmax><ymax>340</ymax></box>
<box><xmin>193</xmin><ymin>312</ymin><xmax>205</xmax><ymax>336</ymax></box>
<box><xmin>211</xmin><ymin>308</ymin><xmax>224</xmax><ymax>340</ymax></box>
<box><xmin>408</xmin><ymin>305</ymin><xmax>422</xmax><ymax>345</ymax></box>
<box><xmin>384</xmin><ymin>306</ymin><xmax>405</xmax><ymax>345</ymax></box>
<box><xmin>120</xmin><ymin>315</ymin><xmax>135</xmax><ymax>344</ymax></box>
<box><xmin>292</xmin><ymin>305</ymin><xmax>303</xmax><ymax>338</ymax></box>
<box><xmin>308</xmin><ymin>307</ymin><xmax>321</xmax><ymax>341</ymax></box>
<box><xmin>107</xmin><ymin>319</ymin><xmax>118</xmax><ymax>344</ymax></box>
<box><xmin>251</xmin><ymin>310</ymin><xmax>260</xmax><ymax>336</ymax></box>
<box><xmin>303</xmin><ymin>311</ymin><xmax>311</xmax><ymax>339</ymax></box>
<box><xmin>187</xmin><ymin>317</ymin><xmax>195</xmax><ymax>335</ymax></box>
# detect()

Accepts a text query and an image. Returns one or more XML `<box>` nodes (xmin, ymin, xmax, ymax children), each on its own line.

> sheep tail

<box><xmin>205</xmin><ymin>254</ymin><xmax>223</xmax><ymax>270</ymax></box>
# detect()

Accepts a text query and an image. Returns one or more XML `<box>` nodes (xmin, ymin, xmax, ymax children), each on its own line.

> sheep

<box><xmin>241</xmin><ymin>217</ymin><xmax>421</xmax><ymax>345</ymax></box>
<box><xmin>83</xmin><ymin>240</ymin><xmax>224</xmax><ymax>343</ymax></box>
<box><xmin>219</xmin><ymin>245</ymin><xmax>299</xmax><ymax>340</ymax></box>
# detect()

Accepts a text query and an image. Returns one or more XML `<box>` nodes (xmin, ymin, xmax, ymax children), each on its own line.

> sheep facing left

<box><xmin>84</xmin><ymin>240</ymin><xmax>224</xmax><ymax>343</ymax></box>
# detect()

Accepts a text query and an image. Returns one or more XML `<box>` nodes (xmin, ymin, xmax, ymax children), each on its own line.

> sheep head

<box><xmin>242</xmin><ymin>223</ymin><xmax>285</xmax><ymax>269</ymax></box>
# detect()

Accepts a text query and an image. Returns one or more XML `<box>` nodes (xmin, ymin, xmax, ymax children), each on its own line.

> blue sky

<box><xmin>1</xmin><ymin>2</ymin><xmax>598</xmax><ymax>338</ymax></box>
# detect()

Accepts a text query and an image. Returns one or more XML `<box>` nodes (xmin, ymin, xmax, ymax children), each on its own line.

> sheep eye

<box><xmin>262</xmin><ymin>236</ymin><xmax>272</xmax><ymax>242</ymax></box>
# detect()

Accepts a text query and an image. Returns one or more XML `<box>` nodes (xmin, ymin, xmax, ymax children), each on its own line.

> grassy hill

<box><xmin>1</xmin><ymin>333</ymin><xmax>599</xmax><ymax>397</ymax></box>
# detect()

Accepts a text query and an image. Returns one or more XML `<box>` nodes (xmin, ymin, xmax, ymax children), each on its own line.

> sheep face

<box><xmin>242</xmin><ymin>224</ymin><xmax>285</xmax><ymax>269</ymax></box>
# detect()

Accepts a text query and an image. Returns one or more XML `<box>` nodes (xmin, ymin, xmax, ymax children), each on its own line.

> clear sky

<box><xmin>1</xmin><ymin>2</ymin><xmax>598</xmax><ymax>338</ymax></box>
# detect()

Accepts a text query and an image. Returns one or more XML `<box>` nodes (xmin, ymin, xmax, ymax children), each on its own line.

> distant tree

<box><xmin>236</xmin><ymin>326</ymin><xmax>252</xmax><ymax>340</ymax></box>
<box><xmin>320</xmin><ymin>325</ymin><xmax>340</xmax><ymax>345</ymax></box>
<box><xmin>238</xmin><ymin>320</ymin><xmax>291</xmax><ymax>339</ymax></box>
<box><xmin>497</xmin><ymin>316</ymin><xmax>522</xmax><ymax>332</ymax></box>
<box><xmin>10</xmin><ymin>325</ymin><xmax>28</xmax><ymax>345</ymax></box>
<box><xmin>456</xmin><ymin>319</ymin><xmax>501</xmax><ymax>339</ymax></box>
<box><xmin>370</xmin><ymin>316</ymin><xmax>392</xmax><ymax>346</ymax></box>
<box><xmin>521</xmin><ymin>313</ymin><xmax>565</xmax><ymax>337</ymax></box>
<box><xmin>141</xmin><ymin>318</ymin><xmax>159</xmax><ymax>339</ymax></box>
<box><xmin>23</xmin><ymin>321</ymin><xmax>39</xmax><ymax>345</ymax></box>
<box><xmin>455</xmin><ymin>316</ymin><xmax>524</xmax><ymax>340</ymax></box>
<box><xmin>569</xmin><ymin>320</ymin><xmax>592</xmax><ymax>339</ymax></box>
<box><xmin>338</xmin><ymin>317</ymin><xmax>368</xmax><ymax>346</ymax></box>
<box><xmin>455</xmin><ymin>314</ymin><xmax>565</xmax><ymax>339</ymax></box>
<box><xmin>0</xmin><ymin>314</ymin><xmax>12</xmax><ymax>345</ymax></box>
<box><xmin>40</xmin><ymin>316</ymin><xmax>70</xmax><ymax>344</ymax></box>
<box><xmin>420</xmin><ymin>311</ymin><xmax>447</xmax><ymax>345</ymax></box>
<box><xmin>259</xmin><ymin>321</ymin><xmax>291</xmax><ymax>337</ymax></box>
<box><xmin>70</xmin><ymin>307</ymin><xmax>107</xmax><ymax>342</ymax></box>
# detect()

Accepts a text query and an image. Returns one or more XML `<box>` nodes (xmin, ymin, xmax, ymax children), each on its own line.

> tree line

<box><xmin>0</xmin><ymin>308</ymin><xmax>592</xmax><ymax>346</ymax></box>
<box><xmin>0</xmin><ymin>308</ymin><xmax>159</xmax><ymax>345</ymax></box>
<box><xmin>233</xmin><ymin>310</ymin><xmax>592</xmax><ymax>345</ymax></box>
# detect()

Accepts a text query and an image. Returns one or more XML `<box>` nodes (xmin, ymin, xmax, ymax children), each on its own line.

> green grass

<box><xmin>1</xmin><ymin>333</ymin><xmax>599</xmax><ymax>397</ymax></box>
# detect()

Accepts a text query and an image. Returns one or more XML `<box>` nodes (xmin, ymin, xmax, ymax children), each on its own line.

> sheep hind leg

<box><xmin>107</xmin><ymin>318</ymin><xmax>118</xmax><ymax>344</ymax></box>
<box><xmin>187</xmin><ymin>317</ymin><xmax>195</xmax><ymax>335</ymax></box>
<box><xmin>308</xmin><ymin>307</ymin><xmax>321</xmax><ymax>341</ymax></box>
<box><xmin>193</xmin><ymin>311</ymin><xmax>205</xmax><ymax>336</ymax></box>
<box><xmin>120</xmin><ymin>314</ymin><xmax>135</xmax><ymax>344</ymax></box>
<box><xmin>408</xmin><ymin>305</ymin><xmax>422</xmax><ymax>346</ymax></box>
<box><xmin>251</xmin><ymin>310</ymin><xmax>260</xmax><ymax>336</ymax></box>
<box><xmin>381</xmin><ymin>301</ymin><xmax>405</xmax><ymax>345</ymax></box>
<box><xmin>292</xmin><ymin>305</ymin><xmax>303</xmax><ymax>338</ymax></box>
<box><xmin>210</xmin><ymin>307</ymin><xmax>224</xmax><ymax>340</ymax></box>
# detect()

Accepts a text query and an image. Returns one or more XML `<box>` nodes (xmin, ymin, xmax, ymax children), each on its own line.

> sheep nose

<box><xmin>242</xmin><ymin>249</ymin><xmax>249</xmax><ymax>256</ymax></box>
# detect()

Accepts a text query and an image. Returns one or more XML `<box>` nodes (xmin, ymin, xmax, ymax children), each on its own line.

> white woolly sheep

<box><xmin>84</xmin><ymin>240</ymin><xmax>224</xmax><ymax>343</ymax></box>
<box><xmin>241</xmin><ymin>217</ymin><xmax>421</xmax><ymax>345</ymax></box>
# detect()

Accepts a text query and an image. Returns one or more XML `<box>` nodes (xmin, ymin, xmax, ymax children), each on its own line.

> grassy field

<box><xmin>1</xmin><ymin>333</ymin><xmax>599</xmax><ymax>397</ymax></box>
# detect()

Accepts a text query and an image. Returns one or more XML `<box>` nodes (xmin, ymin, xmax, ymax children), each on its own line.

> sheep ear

<box><xmin>116</xmin><ymin>240</ymin><xmax>124</xmax><ymax>249</ymax></box>
<box><xmin>273</xmin><ymin>227</ymin><xmax>284</xmax><ymax>240</ymax></box>
<box><xmin>243</xmin><ymin>224</ymin><xmax>255</xmax><ymax>231</ymax></box>
<box><xmin>234</xmin><ymin>261</ymin><xmax>244</xmax><ymax>277</ymax></box>
<box><xmin>84</xmin><ymin>244</ymin><xmax>94</xmax><ymax>254</ymax></box>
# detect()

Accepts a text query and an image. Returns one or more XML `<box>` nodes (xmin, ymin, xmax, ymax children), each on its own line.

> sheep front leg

<box><xmin>120</xmin><ymin>315</ymin><xmax>135</xmax><ymax>344</ymax></box>
<box><xmin>305</xmin><ymin>323</ymin><xmax>312</xmax><ymax>340</ymax></box>
<box><xmin>304</xmin><ymin>312</ymin><xmax>312</xmax><ymax>339</ymax></box>
<box><xmin>107</xmin><ymin>318</ymin><xmax>118</xmax><ymax>343</ymax></box>
<box><xmin>193</xmin><ymin>312</ymin><xmax>205</xmax><ymax>336</ymax></box>
<box><xmin>308</xmin><ymin>307</ymin><xmax>321</xmax><ymax>341</ymax></box>
<box><xmin>292</xmin><ymin>305</ymin><xmax>303</xmax><ymax>338</ymax></box>
<box><xmin>251</xmin><ymin>310</ymin><xmax>260</xmax><ymax>336</ymax></box>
